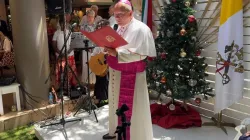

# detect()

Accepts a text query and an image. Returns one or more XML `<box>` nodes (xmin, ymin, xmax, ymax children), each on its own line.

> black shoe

<box><xmin>98</xmin><ymin>100</ymin><xmax>108</xmax><ymax>108</ymax></box>
<box><xmin>102</xmin><ymin>133</ymin><xmax>116</xmax><ymax>139</ymax></box>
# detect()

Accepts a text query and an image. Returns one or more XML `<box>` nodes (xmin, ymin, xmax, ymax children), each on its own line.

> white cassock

<box><xmin>108</xmin><ymin>17</ymin><xmax>156</xmax><ymax>140</ymax></box>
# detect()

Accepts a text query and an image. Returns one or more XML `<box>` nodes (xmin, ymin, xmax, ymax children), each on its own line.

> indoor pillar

<box><xmin>9</xmin><ymin>0</ymin><xmax>50</xmax><ymax>108</ymax></box>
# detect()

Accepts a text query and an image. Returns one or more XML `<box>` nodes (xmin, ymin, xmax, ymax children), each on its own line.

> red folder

<box><xmin>80</xmin><ymin>26</ymin><xmax>128</xmax><ymax>49</ymax></box>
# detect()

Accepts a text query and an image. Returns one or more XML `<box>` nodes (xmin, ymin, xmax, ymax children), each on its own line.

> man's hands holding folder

<box><xmin>80</xmin><ymin>26</ymin><xmax>128</xmax><ymax>49</ymax></box>
<box><xmin>104</xmin><ymin>47</ymin><xmax>117</xmax><ymax>57</ymax></box>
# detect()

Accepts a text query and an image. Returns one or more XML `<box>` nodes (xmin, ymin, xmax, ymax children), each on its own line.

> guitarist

<box><xmin>91</xmin><ymin>19</ymin><xmax>111</xmax><ymax>107</ymax></box>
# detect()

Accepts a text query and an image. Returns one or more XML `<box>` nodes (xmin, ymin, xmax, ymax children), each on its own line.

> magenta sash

<box><xmin>107</xmin><ymin>56</ymin><xmax>146</xmax><ymax>139</ymax></box>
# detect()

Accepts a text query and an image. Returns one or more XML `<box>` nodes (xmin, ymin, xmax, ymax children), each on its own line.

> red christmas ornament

<box><xmin>196</xmin><ymin>50</ymin><xmax>201</xmax><ymax>56</ymax></box>
<box><xmin>172</xmin><ymin>0</ymin><xmax>176</xmax><ymax>2</ymax></box>
<box><xmin>188</xmin><ymin>15</ymin><xmax>196</xmax><ymax>23</ymax></box>
<box><xmin>161</xmin><ymin>53</ymin><xmax>166</xmax><ymax>59</ymax></box>
<box><xmin>195</xmin><ymin>98</ymin><xmax>201</xmax><ymax>105</ymax></box>
<box><xmin>147</xmin><ymin>57</ymin><xmax>155</xmax><ymax>61</ymax></box>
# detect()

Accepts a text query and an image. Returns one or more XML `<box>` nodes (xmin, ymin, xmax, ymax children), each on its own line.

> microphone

<box><xmin>113</xmin><ymin>24</ymin><xmax>118</xmax><ymax>31</ymax></box>
<box><xmin>70</xmin><ymin>23</ymin><xmax>77</xmax><ymax>29</ymax></box>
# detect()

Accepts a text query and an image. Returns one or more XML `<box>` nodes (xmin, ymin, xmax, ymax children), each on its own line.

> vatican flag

<box><xmin>214</xmin><ymin>0</ymin><xmax>244</xmax><ymax>113</ymax></box>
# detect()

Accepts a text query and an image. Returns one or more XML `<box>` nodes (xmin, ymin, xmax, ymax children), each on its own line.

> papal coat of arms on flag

<box><xmin>216</xmin><ymin>41</ymin><xmax>244</xmax><ymax>85</ymax></box>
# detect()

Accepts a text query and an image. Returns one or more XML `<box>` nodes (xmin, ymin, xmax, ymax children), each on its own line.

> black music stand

<box><xmin>73</xmin><ymin>40</ymin><xmax>98</xmax><ymax>123</ymax></box>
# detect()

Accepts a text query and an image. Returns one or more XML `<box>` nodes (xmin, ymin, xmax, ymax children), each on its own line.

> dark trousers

<box><xmin>94</xmin><ymin>74</ymin><xmax>109</xmax><ymax>101</ymax></box>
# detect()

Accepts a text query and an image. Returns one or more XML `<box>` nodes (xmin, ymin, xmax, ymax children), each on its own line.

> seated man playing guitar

<box><xmin>90</xmin><ymin>19</ymin><xmax>110</xmax><ymax>107</ymax></box>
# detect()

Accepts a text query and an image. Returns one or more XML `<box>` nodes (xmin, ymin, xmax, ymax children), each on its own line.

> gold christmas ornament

<box><xmin>205</xmin><ymin>66</ymin><xmax>208</xmax><ymax>72</ymax></box>
<box><xmin>180</xmin><ymin>28</ymin><xmax>187</xmax><ymax>36</ymax></box>
<box><xmin>180</xmin><ymin>48</ymin><xmax>187</xmax><ymax>57</ymax></box>
<box><xmin>160</xmin><ymin>77</ymin><xmax>167</xmax><ymax>83</ymax></box>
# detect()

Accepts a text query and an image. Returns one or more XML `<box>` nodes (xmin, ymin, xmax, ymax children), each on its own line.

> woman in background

<box><xmin>53</xmin><ymin>19</ymin><xmax>77</xmax><ymax>93</ymax></box>
<box><xmin>0</xmin><ymin>31</ymin><xmax>14</xmax><ymax>68</ymax></box>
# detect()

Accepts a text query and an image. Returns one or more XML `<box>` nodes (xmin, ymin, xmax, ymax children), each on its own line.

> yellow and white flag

<box><xmin>214</xmin><ymin>0</ymin><xmax>244</xmax><ymax>113</ymax></box>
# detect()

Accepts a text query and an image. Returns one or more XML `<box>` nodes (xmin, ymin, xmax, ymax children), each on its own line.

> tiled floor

<box><xmin>35</xmin><ymin>105</ymin><xmax>237</xmax><ymax>140</ymax></box>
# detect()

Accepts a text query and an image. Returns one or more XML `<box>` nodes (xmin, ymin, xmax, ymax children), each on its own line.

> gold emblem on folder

<box><xmin>106</xmin><ymin>35</ymin><xmax>115</xmax><ymax>42</ymax></box>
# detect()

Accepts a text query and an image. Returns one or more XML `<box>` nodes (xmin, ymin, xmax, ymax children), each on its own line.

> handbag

<box><xmin>0</xmin><ymin>76</ymin><xmax>16</xmax><ymax>86</ymax></box>
<box><xmin>69</xmin><ymin>84</ymin><xmax>86</xmax><ymax>100</ymax></box>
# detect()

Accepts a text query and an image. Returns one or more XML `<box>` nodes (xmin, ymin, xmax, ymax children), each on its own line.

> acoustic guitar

<box><xmin>89</xmin><ymin>53</ymin><xmax>108</xmax><ymax>77</ymax></box>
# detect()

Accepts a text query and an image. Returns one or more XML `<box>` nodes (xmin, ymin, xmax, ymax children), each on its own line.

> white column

<box><xmin>9</xmin><ymin>0</ymin><xmax>50</xmax><ymax>108</ymax></box>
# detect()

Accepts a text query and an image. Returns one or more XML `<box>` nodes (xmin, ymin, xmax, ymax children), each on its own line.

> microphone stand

<box><xmin>41</xmin><ymin>0</ymin><xmax>81</xmax><ymax>128</ymax></box>
<box><xmin>115</xmin><ymin>104</ymin><xmax>131</xmax><ymax>140</ymax></box>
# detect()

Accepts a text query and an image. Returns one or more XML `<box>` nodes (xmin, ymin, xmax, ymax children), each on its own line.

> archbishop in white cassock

<box><xmin>103</xmin><ymin>0</ymin><xmax>156</xmax><ymax>140</ymax></box>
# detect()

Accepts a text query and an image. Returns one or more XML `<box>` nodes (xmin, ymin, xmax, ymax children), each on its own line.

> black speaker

<box><xmin>46</xmin><ymin>0</ymin><xmax>72</xmax><ymax>14</ymax></box>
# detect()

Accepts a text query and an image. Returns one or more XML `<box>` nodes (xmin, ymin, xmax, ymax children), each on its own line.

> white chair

<box><xmin>0</xmin><ymin>83</ymin><xmax>21</xmax><ymax>115</ymax></box>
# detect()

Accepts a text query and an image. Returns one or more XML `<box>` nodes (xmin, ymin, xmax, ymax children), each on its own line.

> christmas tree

<box><xmin>147</xmin><ymin>0</ymin><xmax>213</xmax><ymax>108</ymax></box>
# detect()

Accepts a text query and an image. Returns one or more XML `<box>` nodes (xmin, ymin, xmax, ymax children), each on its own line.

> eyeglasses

<box><xmin>114</xmin><ymin>12</ymin><xmax>127</xmax><ymax>18</ymax></box>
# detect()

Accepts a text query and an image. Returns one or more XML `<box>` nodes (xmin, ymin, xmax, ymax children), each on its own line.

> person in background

<box><xmin>80</xmin><ymin>9</ymin><xmax>96</xmax><ymax>85</ymax></box>
<box><xmin>80</xmin><ymin>5</ymin><xmax>102</xmax><ymax>26</ymax></box>
<box><xmin>108</xmin><ymin>4</ymin><xmax>117</xmax><ymax>28</ymax></box>
<box><xmin>91</xmin><ymin>5</ymin><xmax>102</xmax><ymax>22</ymax></box>
<box><xmin>240</xmin><ymin>131</ymin><xmax>250</xmax><ymax>140</ymax></box>
<box><xmin>57</xmin><ymin>14</ymin><xmax>71</xmax><ymax>30</ymax></box>
<box><xmin>0</xmin><ymin>31</ymin><xmax>14</xmax><ymax>70</ymax></box>
<box><xmin>52</xmin><ymin>19</ymin><xmax>77</xmax><ymax>92</ymax></box>
<box><xmin>80</xmin><ymin>10</ymin><xmax>96</xmax><ymax>32</ymax></box>
<box><xmin>47</xmin><ymin>17</ymin><xmax>57</xmax><ymax>64</ymax></box>
<box><xmin>0</xmin><ymin>31</ymin><xmax>11</xmax><ymax>53</ymax></box>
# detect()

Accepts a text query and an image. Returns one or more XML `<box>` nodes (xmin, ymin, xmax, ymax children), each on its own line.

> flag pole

<box><xmin>203</xmin><ymin>111</ymin><xmax>235</xmax><ymax>135</ymax></box>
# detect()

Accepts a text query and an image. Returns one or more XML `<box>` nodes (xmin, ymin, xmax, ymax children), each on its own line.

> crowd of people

<box><xmin>46</xmin><ymin>4</ymin><xmax>116</xmax><ymax>106</ymax></box>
